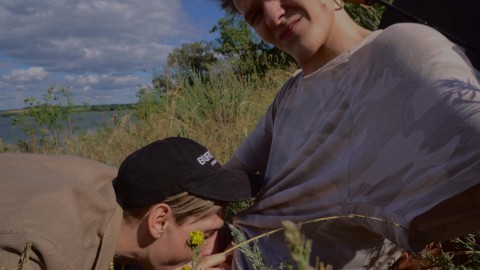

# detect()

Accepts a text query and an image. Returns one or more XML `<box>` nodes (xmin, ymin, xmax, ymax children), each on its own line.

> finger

<box><xmin>197</xmin><ymin>253</ymin><xmax>228</xmax><ymax>269</ymax></box>
<box><xmin>173</xmin><ymin>262</ymin><xmax>192</xmax><ymax>270</ymax></box>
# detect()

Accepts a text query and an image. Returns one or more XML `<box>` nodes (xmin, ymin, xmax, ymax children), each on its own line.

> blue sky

<box><xmin>0</xmin><ymin>0</ymin><xmax>226</xmax><ymax>110</ymax></box>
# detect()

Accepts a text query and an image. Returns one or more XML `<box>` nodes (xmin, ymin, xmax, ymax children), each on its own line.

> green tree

<box><xmin>167</xmin><ymin>41</ymin><xmax>217</xmax><ymax>83</ymax></box>
<box><xmin>134</xmin><ymin>85</ymin><xmax>166</xmax><ymax>121</ymax></box>
<box><xmin>210</xmin><ymin>13</ymin><xmax>295</xmax><ymax>76</ymax></box>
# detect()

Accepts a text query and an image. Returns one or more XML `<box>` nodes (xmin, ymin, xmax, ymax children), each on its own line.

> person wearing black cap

<box><xmin>112</xmin><ymin>137</ymin><xmax>262</xmax><ymax>269</ymax></box>
<box><xmin>0</xmin><ymin>137</ymin><xmax>261</xmax><ymax>270</ymax></box>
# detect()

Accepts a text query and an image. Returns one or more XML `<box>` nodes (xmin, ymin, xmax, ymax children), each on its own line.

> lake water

<box><xmin>0</xmin><ymin>110</ymin><xmax>126</xmax><ymax>145</ymax></box>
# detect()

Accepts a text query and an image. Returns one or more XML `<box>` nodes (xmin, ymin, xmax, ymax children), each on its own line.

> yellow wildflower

<box><xmin>187</xmin><ymin>230</ymin><xmax>205</xmax><ymax>247</ymax></box>
<box><xmin>185</xmin><ymin>230</ymin><xmax>206</xmax><ymax>269</ymax></box>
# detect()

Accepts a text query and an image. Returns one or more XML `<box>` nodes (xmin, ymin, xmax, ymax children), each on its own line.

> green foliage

<box><xmin>0</xmin><ymin>138</ymin><xmax>16</xmax><ymax>153</ymax></box>
<box><xmin>283</xmin><ymin>221</ymin><xmax>333</xmax><ymax>270</ymax></box>
<box><xmin>431</xmin><ymin>233</ymin><xmax>480</xmax><ymax>270</ymax></box>
<box><xmin>135</xmin><ymin>85</ymin><xmax>166</xmax><ymax>121</ymax></box>
<box><xmin>345</xmin><ymin>2</ymin><xmax>388</xmax><ymax>30</ymax></box>
<box><xmin>167</xmin><ymin>41</ymin><xmax>217</xmax><ymax>83</ymax></box>
<box><xmin>226</xmin><ymin>220</ymin><xmax>333</xmax><ymax>270</ymax></box>
<box><xmin>210</xmin><ymin>13</ymin><xmax>295</xmax><ymax>76</ymax></box>
<box><xmin>283</xmin><ymin>221</ymin><xmax>312</xmax><ymax>270</ymax></box>
<box><xmin>11</xmin><ymin>86</ymin><xmax>75</xmax><ymax>152</ymax></box>
<box><xmin>228</xmin><ymin>224</ymin><xmax>274</xmax><ymax>270</ymax></box>
<box><xmin>174</xmin><ymin>64</ymin><xmax>252</xmax><ymax>124</ymax></box>
<box><xmin>450</xmin><ymin>233</ymin><xmax>480</xmax><ymax>269</ymax></box>
<box><xmin>211</xmin><ymin>13</ymin><xmax>267</xmax><ymax>61</ymax></box>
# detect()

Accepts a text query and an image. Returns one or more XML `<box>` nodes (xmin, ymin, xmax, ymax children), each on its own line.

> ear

<box><xmin>147</xmin><ymin>203</ymin><xmax>172</xmax><ymax>239</ymax></box>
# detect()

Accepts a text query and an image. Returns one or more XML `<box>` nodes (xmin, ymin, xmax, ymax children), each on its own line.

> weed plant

<box><xmin>11</xmin><ymin>86</ymin><xmax>76</xmax><ymax>153</ymax></box>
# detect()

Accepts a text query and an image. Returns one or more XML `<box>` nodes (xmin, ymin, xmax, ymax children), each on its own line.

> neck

<box><xmin>115</xmin><ymin>216</ymin><xmax>143</xmax><ymax>264</ymax></box>
<box><xmin>300</xmin><ymin>10</ymin><xmax>372</xmax><ymax>75</ymax></box>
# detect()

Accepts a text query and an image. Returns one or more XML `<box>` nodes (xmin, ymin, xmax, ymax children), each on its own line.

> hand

<box><xmin>175</xmin><ymin>253</ymin><xmax>232</xmax><ymax>270</ymax></box>
<box><xmin>199</xmin><ymin>253</ymin><xmax>232</xmax><ymax>270</ymax></box>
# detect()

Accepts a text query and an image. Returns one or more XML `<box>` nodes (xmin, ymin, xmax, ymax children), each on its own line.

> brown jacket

<box><xmin>0</xmin><ymin>153</ymin><xmax>122</xmax><ymax>269</ymax></box>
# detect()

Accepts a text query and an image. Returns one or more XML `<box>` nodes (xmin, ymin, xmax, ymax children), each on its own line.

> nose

<box><xmin>263</xmin><ymin>1</ymin><xmax>285</xmax><ymax>27</ymax></box>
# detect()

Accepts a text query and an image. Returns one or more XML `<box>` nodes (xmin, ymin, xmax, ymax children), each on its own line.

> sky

<box><xmin>0</xmin><ymin>0</ymin><xmax>226</xmax><ymax>111</ymax></box>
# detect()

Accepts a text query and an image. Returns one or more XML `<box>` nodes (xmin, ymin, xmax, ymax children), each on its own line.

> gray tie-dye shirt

<box><xmin>232</xmin><ymin>23</ymin><xmax>480</xmax><ymax>269</ymax></box>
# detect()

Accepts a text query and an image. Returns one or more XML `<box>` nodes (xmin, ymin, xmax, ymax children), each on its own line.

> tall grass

<box><xmin>57</xmin><ymin>62</ymin><xmax>293</xmax><ymax>167</ymax></box>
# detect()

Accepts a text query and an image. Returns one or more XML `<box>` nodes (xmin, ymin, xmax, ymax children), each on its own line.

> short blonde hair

<box><xmin>163</xmin><ymin>192</ymin><xmax>222</xmax><ymax>225</ymax></box>
<box><xmin>124</xmin><ymin>192</ymin><xmax>222</xmax><ymax>225</ymax></box>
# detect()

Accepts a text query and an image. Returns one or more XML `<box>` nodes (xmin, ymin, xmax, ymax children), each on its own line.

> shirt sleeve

<box><xmin>233</xmin><ymin>109</ymin><xmax>272</xmax><ymax>174</ymax></box>
<box><xmin>233</xmin><ymin>71</ymin><xmax>302</xmax><ymax>174</ymax></box>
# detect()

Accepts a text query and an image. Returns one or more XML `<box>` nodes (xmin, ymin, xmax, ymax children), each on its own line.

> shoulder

<box><xmin>381</xmin><ymin>22</ymin><xmax>443</xmax><ymax>38</ymax></box>
<box><xmin>1</xmin><ymin>153</ymin><xmax>117</xmax><ymax>188</ymax></box>
<box><xmin>360</xmin><ymin>23</ymin><xmax>476</xmax><ymax>79</ymax></box>
<box><xmin>368</xmin><ymin>23</ymin><xmax>452</xmax><ymax>57</ymax></box>
<box><xmin>274</xmin><ymin>70</ymin><xmax>302</xmax><ymax>103</ymax></box>
<box><xmin>0</xmin><ymin>153</ymin><xmax>118</xmax><ymax>211</ymax></box>
<box><xmin>0</xmin><ymin>153</ymin><xmax>119</xmax><ymax>229</ymax></box>
<box><xmin>264</xmin><ymin>69</ymin><xmax>302</xmax><ymax>119</ymax></box>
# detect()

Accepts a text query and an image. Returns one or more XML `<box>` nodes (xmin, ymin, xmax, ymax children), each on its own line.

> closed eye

<box><xmin>204</xmin><ymin>230</ymin><xmax>216</xmax><ymax>240</ymax></box>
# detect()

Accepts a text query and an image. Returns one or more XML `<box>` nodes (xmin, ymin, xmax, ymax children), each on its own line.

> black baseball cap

<box><xmin>113</xmin><ymin>137</ymin><xmax>263</xmax><ymax>209</ymax></box>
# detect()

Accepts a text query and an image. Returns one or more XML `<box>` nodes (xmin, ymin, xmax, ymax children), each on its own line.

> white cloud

<box><xmin>0</xmin><ymin>0</ymin><xmax>193</xmax><ymax>73</ymax></box>
<box><xmin>64</xmin><ymin>73</ymin><xmax>143</xmax><ymax>89</ymax></box>
<box><xmin>63</xmin><ymin>73</ymin><xmax>145</xmax><ymax>105</ymax></box>
<box><xmin>0</xmin><ymin>0</ymin><xmax>223</xmax><ymax>110</ymax></box>
<box><xmin>2</xmin><ymin>67</ymin><xmax>49</xmax><ymax>85</ymax></box>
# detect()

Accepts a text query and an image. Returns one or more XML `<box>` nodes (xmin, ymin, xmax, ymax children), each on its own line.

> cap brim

<box><xmin>184</xmin><ymin>168</ymin><xmax>264</xmax><ymax>202</ymax></box>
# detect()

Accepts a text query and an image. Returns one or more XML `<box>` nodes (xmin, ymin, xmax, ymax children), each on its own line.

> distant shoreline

<box><xmin>0</xmin><ymin>103</ymin><xmax>136</xmax><ymax>117</ymax></box>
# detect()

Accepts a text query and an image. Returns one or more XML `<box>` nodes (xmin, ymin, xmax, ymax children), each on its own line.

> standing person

<box><xmin>216</xmin><ymin>0</ymin><xmax>480</xmax><ymax>269</ymax></box>
<box><xmin>0</xmin><ymin>137</ymin><xmax>261</xmax><ymax>270</ymax></box>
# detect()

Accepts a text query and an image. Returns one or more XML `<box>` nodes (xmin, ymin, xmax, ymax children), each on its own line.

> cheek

<box><xmin>171</xmin><ymin>233</ymin><xmax>195</xmax><ymax>261</ymax></box>
<box><xmin>200</xmin><ymin>232</ymin><xmax>218</xmax><ymax>256</ymax></box>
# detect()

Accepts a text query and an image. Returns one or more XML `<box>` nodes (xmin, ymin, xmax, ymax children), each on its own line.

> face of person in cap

<box><xmin>117</xmin><ymin>201</ymin><xmax>226</xmax><ymax>269</ymax></box>
<box><xmin>113</xmin><ymin>137</ymin><xmax>261</xmax><ymax>269</ymax></box>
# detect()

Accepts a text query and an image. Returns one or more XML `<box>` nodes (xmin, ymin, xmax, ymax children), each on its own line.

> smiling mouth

<box><xmin>279</xmin><ymin>18</ymin><xmax>301</xmax><ymax>41</ymax></box>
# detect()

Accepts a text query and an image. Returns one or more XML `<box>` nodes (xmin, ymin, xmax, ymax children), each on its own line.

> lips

<box><xmin>279</xmin><ymin>17</ymin><xmax>301</xmax><ymax>41</ymax></box>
